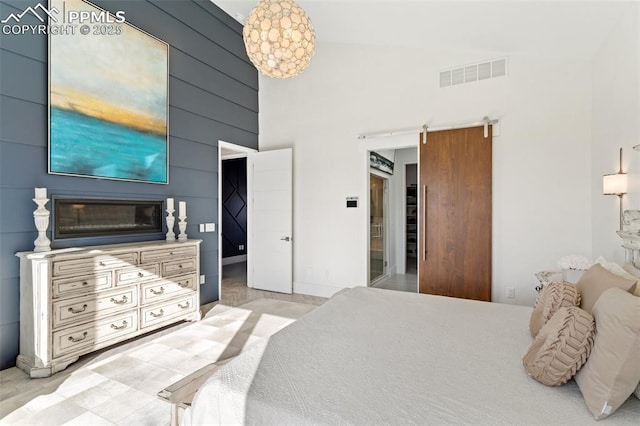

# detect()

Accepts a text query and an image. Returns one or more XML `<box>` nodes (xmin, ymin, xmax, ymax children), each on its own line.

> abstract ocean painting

<box><xmin>49</xmin><ymin>0</ymin><xmax>168</xmax><ymax>184</ymax></box>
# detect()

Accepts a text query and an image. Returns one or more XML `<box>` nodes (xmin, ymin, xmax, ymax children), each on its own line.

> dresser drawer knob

<box><xmin>178</xmin><ymin>281</ymin><xmax>189</xmax><ymax>288</ymax></box>
<box><xmin>150</xmin><ymin>287</ymin><xmax>165</xmax><ymax>295</ymax></box>
<box><xmin>178</xmin><ymin>301</ymin><xmax>191</xmax><ymax>309</ymax></box>
<box><xmin>110</xmin><ymin>320</ymin><xmax>128</xmax><ymax>330</ymax></box>
<box><xmin>110</xmin><ymin>295</ymin><xmax>128</xmax><ymax>305</ymax></box>
<box><xmin>68</xmin><ymin>332</ymin><xmax>88</xmax><ymax>343</ymax></box>
<box><xmin>98</xmin><ymin>261</ymin><xmax>106</xmax><ymax>267</ymax></box>
<box><xmin>82</xmin><ymin>281</ymin><xmax>89</xmax><ymax>286</ymax></box>
<box><xmin>150</xmin><ymin>309</ymin><xmax>164</xmax><ymax>318</ymax></box>
<box><xmin>178</xmin><ymin>264</ymin><xmax>183</xmax><ymax>268</ymax></box>
<box><xmin>138</xmin><ymin>272</ymin><xmax>145</xmax><ymax>278</ymax></box>
<box><xmin>68</xmin><ymin>304</ymin><xmax>88</xmax><ymax>314</ymax></box>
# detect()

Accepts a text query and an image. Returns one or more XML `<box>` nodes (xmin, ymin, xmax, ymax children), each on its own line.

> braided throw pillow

<box><xmin>529</xmin><ymin>281</ymin><xmax>581</xmax><ymax>337</ymax></box>
<box><xmin>523</xmin><ymin>306</ymin><xmax>595</xmax><ymax>386</ymax></box>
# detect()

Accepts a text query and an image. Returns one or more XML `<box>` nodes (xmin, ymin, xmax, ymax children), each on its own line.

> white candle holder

<box><xmin>165</xmin><ymin>209</ymin><xmax>176</xmax><ymax>241</ymax></box>
<box><xmin>178</xmin><ymin>216</ymin><xmax>187</xmax><ymax>241</ymax></box>
<box><xmin>33</xmin><ymin>198</ymin><xmax>51</xmax><ymax>252</ymax></box>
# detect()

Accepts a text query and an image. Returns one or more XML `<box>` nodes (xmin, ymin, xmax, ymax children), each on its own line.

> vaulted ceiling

<box><xmin>213</xmin><ymin>0</ymin><xmax>633</xmax><ymax>59</ymax></box>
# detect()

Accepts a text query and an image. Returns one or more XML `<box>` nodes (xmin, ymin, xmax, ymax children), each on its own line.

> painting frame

<box><xmin>48</xmin><ymin>0</ymin><xmax>169</xmax><ymax>184</ymax></box>
<box><xmin>370</xmin><ymin>151</ymin><xmax>394</xmax><ymax>175</ymax></box>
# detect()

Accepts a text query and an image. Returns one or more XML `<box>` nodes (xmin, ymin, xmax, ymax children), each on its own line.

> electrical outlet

<box><xmin>199</xmin><ymin>274</ymin><xmax>205</xmax><ymax>285</ymax></box>
<box><xmin>199</xmin><ymin>224</ymin><xmax>205</xmax><ymax>232</ymax></box>
<box><xmin>506</xmin><ymin>287</ymin><xmax>515</xmax><ymax>298</ymax></box>
<box><xmin>239</xmin><ymin>244</ymin><xmax>245</xmax><ymax>251</ymax></box>
<box><xmin>205</xmin><ymin>223</ymin><xmax>215</xmax><ymax>232</ymax></box>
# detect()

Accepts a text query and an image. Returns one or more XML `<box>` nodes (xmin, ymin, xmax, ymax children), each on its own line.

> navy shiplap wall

<box><xmin>222</xmin><ymin>158</ymin><xmax>247</xmax><ymax>258</ymax></box>
<box><xmin>0</xmin><ymin>0</ymin><xmax>258</xmax><ymax>369</ymax></box>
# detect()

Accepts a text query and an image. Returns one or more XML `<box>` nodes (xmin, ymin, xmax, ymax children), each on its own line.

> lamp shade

<box><xmin>243</xmin><ymin>0</ymin><xmax>315</xmax><ymax>79</ymax></box>
<box><xmin>602</xmin><ymin>173</ymin><xmax>627</xmax><ymax>195</ymax></box>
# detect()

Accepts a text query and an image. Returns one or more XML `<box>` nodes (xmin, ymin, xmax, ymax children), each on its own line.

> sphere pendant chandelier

<box><xmin>243</xmin><ymin>0</ymin><xmax>315</xmax><ymax>79</ymax></box>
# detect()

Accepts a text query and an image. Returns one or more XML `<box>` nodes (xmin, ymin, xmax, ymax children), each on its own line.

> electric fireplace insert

<box><xmin>53</xmin><ymin>197</ymin><xmax>163</xmax><ymax>240</ymax></box>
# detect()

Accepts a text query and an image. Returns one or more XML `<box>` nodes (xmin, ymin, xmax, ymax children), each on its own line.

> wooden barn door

<box><xmin>418</xmin><ymin>126</ymin><xmax>492</xmax><ymax>301</ymax></box>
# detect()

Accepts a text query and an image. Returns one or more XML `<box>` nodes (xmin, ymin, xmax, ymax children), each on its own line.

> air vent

<box><xmin>464</xmin><ymin>65</ymin><xmax>477</xmax><ymax>83</ymax></box>
<box><xmin>440</xmin><ymin>57</ymin><xmax>507</xmax><ymax>88</ymax></box>
<box><xmin>439</xmin><ymin>71</ymin><xmax>452</xmax><ymax>87</ymax></box>
<box><xmin>492</xmin><ymin>59</ymin><xmax>506</xmax><ymax>77</ymax></box>
<box><xmin>452</xmin><ymin>68</ymin><xmax>464</xmax><ymax>85</ymax></box>
<box><xmin>478</xmin><ymin>62</ymin><xmax>491</xmax><ymax>80</ymax></box>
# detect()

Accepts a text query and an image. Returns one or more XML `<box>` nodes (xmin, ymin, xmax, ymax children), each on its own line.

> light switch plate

<box><xmin>199</xmin><ymin>274</ymin><xmax>205</xmax><ymax>285</ymax></box>
<box><xmin>199</xmin><ymin>224</ymin><xmax>205</xmax><ymax>232</ymax></box>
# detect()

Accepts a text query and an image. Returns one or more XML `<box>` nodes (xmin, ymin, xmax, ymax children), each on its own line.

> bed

<box><xmin>184</xmin><ymin>285</ymin><xmax>640</xmax><ymax>425</ymax></box>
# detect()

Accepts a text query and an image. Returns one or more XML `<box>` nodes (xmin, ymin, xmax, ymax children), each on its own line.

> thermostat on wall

<box><xmin>346</xmin><ymin>197</ymin><xmax>358</xmax><ymax>208</ymax></box>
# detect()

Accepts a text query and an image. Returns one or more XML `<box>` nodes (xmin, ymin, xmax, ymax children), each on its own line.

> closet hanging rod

<box><xmin>357</xmin><ymin>117</ymin><xmax>499</xmax><ymax>140</ymax></box>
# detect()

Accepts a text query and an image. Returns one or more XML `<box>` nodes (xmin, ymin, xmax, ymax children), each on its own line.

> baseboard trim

<box><xmin>222</xmin><ymin>255</ymin><xmax>247</xmax><ymax>266</ymax></box>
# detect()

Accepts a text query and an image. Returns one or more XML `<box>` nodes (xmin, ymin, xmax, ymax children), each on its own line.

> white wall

<box><xmin>259</xmin><ymin>42</ymin><xmax>593</xmax><ymax>305</ymax></box>
<box><xmin>591</xmin><ymin>5</ymin><xmax>640</xmax><ymax>263</ymax></box>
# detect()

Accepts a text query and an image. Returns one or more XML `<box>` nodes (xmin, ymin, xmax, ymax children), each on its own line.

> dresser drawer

<box><xmin>140</xmin><ymin>274</ymin><xmax>197</xmax><ymax>304</ymax></box>
<box><xmin>52</xmin><ymin>253</ymin><xmax>138</xmax><ymax>277</ymax></box>
<box><xmin>53</xmin><ymin>286</ymin><xmax>138</xmax><ymax>328</ymax></box>
<box><xmin>141</xmin><ymin>295</ymin><xmax>196</xmax><ymax>329</ymax></box>
<box><xmin>53</xmin><ymin>273</ymin><xmax>112</xmax><ymax>298</ymax></box>
<box><xmin>140</xmin><ymin>246</ymin><xmax>197</xmax><ymax>264</ymax></box>
<box><xmin>115</xmin><ymin>264</ymin><xmax>160</xmax><ymax>286</ymax></box>
<box><xmin>162</xmin><ymin>258</ymin><xmax>196</xmax><ymax>277</ymax></box>
<box><xmin>52</xmin><ymin>310</ymin><xmax>138</xmax><ymax>358</ymax></box>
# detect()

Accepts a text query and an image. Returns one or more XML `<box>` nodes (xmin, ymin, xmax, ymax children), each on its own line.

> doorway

<box><xmin>364</xmin><ymin>145</ymin><xmax>418</xmax><ymax>293</ymax></box>
<box><xmin>221</xmin><ymin>157</ymin><xmax>248</xmax><ymax>297</ymax></box>
<box><xmin>217</xmin><ymin>141</ymin><xmax>257</xmax><ymax>303</ymax></box>
<box><xmin>369</xmin><ymin>173</ymin><xmax>387</xmax><ymax>284</ymax></box>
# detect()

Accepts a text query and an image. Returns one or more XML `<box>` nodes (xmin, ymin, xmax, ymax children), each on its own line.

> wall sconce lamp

<box><xmin>602</xmin><ymin>147</ymin><xmax>627</xmax><ymax>230</ymax></box>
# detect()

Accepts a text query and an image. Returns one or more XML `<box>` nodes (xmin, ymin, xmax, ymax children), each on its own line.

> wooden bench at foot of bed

<box><xmin>158</xmin><ymin>359</ymin><xmax>232</xmax><ymax>426</ymax></box>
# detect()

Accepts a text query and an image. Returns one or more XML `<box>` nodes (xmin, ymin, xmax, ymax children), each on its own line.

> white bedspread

<box><xmin>186</xmin><ymin>287</ymin><xmax>640</xmax><ymax>425</ymax></box>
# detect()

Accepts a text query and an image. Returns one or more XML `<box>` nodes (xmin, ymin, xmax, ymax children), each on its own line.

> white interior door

<box><xmin>247</xmin><ymin>148</ymin><xmax>293</xmax><ymax>294</ymax></box>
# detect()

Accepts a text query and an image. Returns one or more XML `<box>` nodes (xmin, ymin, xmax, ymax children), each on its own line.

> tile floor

<box><xmin>372</xmin><ymin>272</ymin><xmax>418</xmax><ymax>293</ymax></box>
<box><xmin>0</xmin><ymin>263</ymin><xmax>327</xmax><ymax>425</ymax></box>
<box><xmin>220</xmin><ymin>262</ymin><xmax>326</xmax><ymax>307</ymax></box>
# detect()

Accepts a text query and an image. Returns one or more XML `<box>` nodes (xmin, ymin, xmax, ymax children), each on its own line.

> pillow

<box><xmin>523</xmin><ymin>306</ymin><xmax>595</xmax><ymax>386</ymax></box>
<box><xmin>574</xmin><ymin>288</ymin><xmax>640</xmax><ymax>420</ymax></box>
<box><xmin>575</xmin><ymin>264</ymin><xmax>637</xmax><ymax>314</ymax></box>
<box><xmin>621</xmin><ymin>263</ymin><xmax>640</xmax><ymax>297</ymax></box>
<box><xmin>594</xmin><ymin>256</ymin><xmax>638</xmax><ymax>281</ymax></box>
<box><xmin>529</xmin><ymin>281</ymin><xmax>580</xmax><ymax>337</ymax></box>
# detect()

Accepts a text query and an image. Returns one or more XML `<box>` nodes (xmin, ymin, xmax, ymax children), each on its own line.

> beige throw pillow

<box><xmin>622</xmin><ymin>263</ymin><xmax>640</xmax><ymax>297</ymax></box>
<box><xmin>574</xmin><ymin>288</ymin><xmax>640</xmax><ymax>420</ymax></box>
<box><xmin>523</xmin><ymin>306</ymin><xmax>595</xmax><ymax>386</ymax></box>
<box><xmin>575</xmin><ymin>264</ymin><xmax>637</xmax><ymax>314</ymax></box>
<box><xmin>529</xmin><ymin>282</ymin><xmax>581</xmax><ymax>337</ymax></box>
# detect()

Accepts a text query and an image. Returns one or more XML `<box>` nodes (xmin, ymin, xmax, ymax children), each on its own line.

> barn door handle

<box><xmin>423</xmin><ymin>185</ymin><xmax>428</xmax><ymax>261</ymax></box>
<box><xmin>280</xmin><ymin>236</ymin><xmax>291</xmax><ymax>242</ymax></box>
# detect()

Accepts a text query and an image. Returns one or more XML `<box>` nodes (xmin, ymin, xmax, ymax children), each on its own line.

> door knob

<box><xmin>280</xmin><ymin>236</ymin><xmax>291</xmax><ymax>241</ymax></box>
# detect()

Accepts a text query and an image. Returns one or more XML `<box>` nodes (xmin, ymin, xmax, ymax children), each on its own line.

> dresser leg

<box><xmin>188</xmin><ymin>310</ymin><xmax>202</xmax><ymax>322</ymax></box>
<box><xmin>16</xmin><ymin>354</ymin><xmax>79</xmax><ymax>378</ymax></box>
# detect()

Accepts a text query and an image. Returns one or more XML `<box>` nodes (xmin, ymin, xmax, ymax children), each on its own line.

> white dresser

<box><xmin>16</xmin><ymin>239</ymin><xmax>202</xmax><ymax>378</ymax></box>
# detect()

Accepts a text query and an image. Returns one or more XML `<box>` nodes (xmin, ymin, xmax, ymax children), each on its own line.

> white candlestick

<box><xmin>179</xmin><ymin>201</ymin><xmax>186</xmax><ymax>218</ymax></box>
<box><xmin>178</xmin><ymin>217</ymin><xmax>188</xmax><ymax>241</ymax></box>
<box><xmin>33</xmin><ymin>197</ymin><xmax>51</xmax><ymax>252</ymax></box>
<box><xmin>35</xmin><ymin>187</ymin><xmax>46</xmax><ymax>199</ymax></box>
<box><xmin>165</xmin><ymin>208</ymin><xmax>176</xmax><ymax>241</ymax></box>
<box><xmin>167</xmin><ymin>197</ymin><xmax>174</xmax><ymax>210</ymax></box>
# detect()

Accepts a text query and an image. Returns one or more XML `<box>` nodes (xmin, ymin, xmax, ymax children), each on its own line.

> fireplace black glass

<box><xmin>54</xmin><ymin>198</ymin><xmax>163</xmax><ymax>240</ymax></box>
